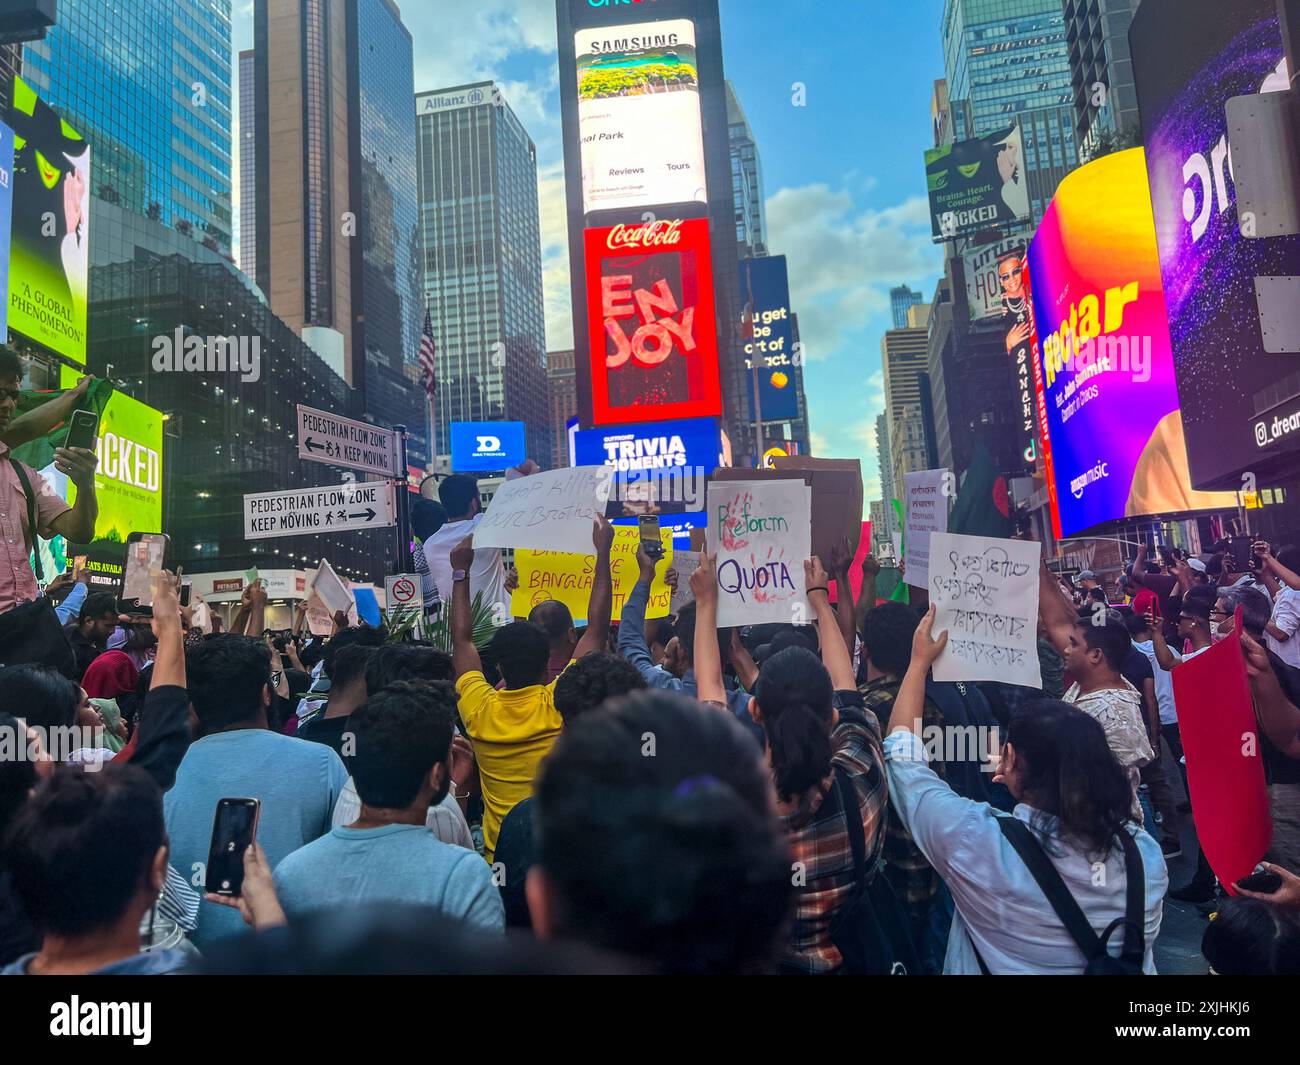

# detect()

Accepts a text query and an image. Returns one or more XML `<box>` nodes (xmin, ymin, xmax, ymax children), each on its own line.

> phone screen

<box><xmin>123</xmin><ymin>535</ymin><xmax>167</xmax><ymax>605</ymax></box>
<box><xmin>204</xmin><ymin>799</ymin><xmax>260</xmax><ymax>896</ymax></box>
<box><xmin>639</xmin><ymin>515</ymin><xmax>664</xmax><ymax>558</ymax></box>
<box><xmin>65</xmin><ymin>410</ymin><xmax>99</xmax><ymax>452</ymax></box>
<box><xmin>180</xmin><ymin>582</ymin><xmax>192</xmax><ymax>608</ymax></box>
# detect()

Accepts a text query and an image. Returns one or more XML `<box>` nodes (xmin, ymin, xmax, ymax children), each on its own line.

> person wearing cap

<box><xmin>1074</xmin><ymin>569</ymin><xmax>1099</xmax><ymax>591</ymax></box>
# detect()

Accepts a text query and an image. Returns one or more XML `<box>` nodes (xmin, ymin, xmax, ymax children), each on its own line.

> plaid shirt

<box><xmin>779</xmin><ymin>691</ymin><xmax>888</xmax><ymax>974</ymax></box>
<box><xmin>860</xmin><ymin>675</ymin><xmax>947</xmax><ymax>920</ymax></box>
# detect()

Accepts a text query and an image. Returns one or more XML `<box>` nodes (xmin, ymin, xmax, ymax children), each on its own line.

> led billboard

<box><xmin>450</xmin><ymin>421</ymin><xmax>526</xmax><ymax>472</ymax></box>
<box><xmin>584</xmin><ymin>217</ymin><xmax>722</xmax><ymax>426</ymax></box>
<box><xmin>574</xmin><ymin>18</ymin><xmax>706</xmax><ymax>214</ymax></box>
<box><xmin>924</xmin><ymin>123</ymin><xmax>1030</xmax><ymax>242</ymax></box>
<box><xmin>740</xmin><ymin>254</ymin><xmax>799</xmax><ymax>421</ymax></box>
<box><xmin>1027</xmin><ymin>149</ymin><xmax>1237</xmax><ymax>538</ymax></box>
<box><xmin>1131</xmin><ymin>0</ymin><xmax>1300</xmax><ymax>489</ymax></box>
<box><xmin>964</xmin><ymin>236</ymin><xmax>1025</xmax><ymax>322</ymax></box>
<box><xmin>8</xmin><ymin>77</ymin><xmax>88</xmax><ymax>366</ymax></box>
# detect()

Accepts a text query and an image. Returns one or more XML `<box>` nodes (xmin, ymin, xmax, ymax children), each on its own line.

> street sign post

<box><xmin>296</xmin><ymin>404</ymin><xmax>398</xmax><ymax>478</ymax></box>
<box><xmin>243</xmin><ymin>481</ymin><xmax>397</xmax><ymax>541</ymax></box>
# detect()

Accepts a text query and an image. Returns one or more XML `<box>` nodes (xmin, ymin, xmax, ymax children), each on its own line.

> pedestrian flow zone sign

<box><xmin>296</xmin><ymin>404</ymin><xmax>398</xmax><ymax>479</ymax></box>
<box><xmin>244</xmin><ymin>481</ymin><xmax>396</xmax><ymax>541</ymax></box>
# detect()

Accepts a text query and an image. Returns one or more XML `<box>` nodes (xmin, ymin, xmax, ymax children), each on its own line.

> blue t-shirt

<box><xmin>273</xmin><ymin>824</ymin><xmax>504</xmax><ymax>935</ymax></box>
<box><xmin>2</xmin><ymin>948</ymin><xmax>189</xmax><ymax>974</ymax></box>
<box><xmin>163</xmin><ymin>729</ymin><xmax>348</xmax><ymax>949</ymax></box>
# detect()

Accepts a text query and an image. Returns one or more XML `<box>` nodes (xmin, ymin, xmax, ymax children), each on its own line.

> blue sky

<box><xmin>231</xmin><ymin>0</ymin><xmax>949</xmax><ymax>500</ymax></box>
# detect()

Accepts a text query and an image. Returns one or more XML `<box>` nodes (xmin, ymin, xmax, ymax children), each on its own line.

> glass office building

<box><xmin>350</xmin><ymin>0</ymin><xmax>424</xmax><ymax>461</ymax></box>
<box><xmin>23</xmin><ymin>0</ymin><xmax>234</xmax><ymax>250</ymax></box>
<box><xmin>941</xmin><ymin>0</ymin><xmax>1077</xmax><ymax>223</ymax></box>
<box><xmin>237</xmin><ymin>48</ymin><xmax>256</xmax><ymax>280</ymax></box>
<box><xmin>416</xmin><ymin>82</ymin><xmax>549</xmax><ymax>467</ymax></box>
<box><xmin>727</xmin><ymin>81</ymin><xmax>766</xmax><ymax>260</ymax></box>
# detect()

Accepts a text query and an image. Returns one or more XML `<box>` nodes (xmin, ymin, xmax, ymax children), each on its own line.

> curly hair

<box><xmin>553</xmin><ymin>652</ymin><xmax>646</xmax><ymax>724</ymax></box>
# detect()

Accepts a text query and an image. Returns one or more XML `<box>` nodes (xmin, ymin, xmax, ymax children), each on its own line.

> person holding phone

<box><xmin>0</xmin><ymin>346</ymin><xmax>99</xmax><ymax>616</ymax></box>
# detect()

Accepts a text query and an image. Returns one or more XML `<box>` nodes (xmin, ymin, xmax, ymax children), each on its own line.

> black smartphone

<box><xmin>639</xmin><ymin>514</ymin><xmax>664</xmax><ymax>560</ymax></box>
<box><xmin>179</xmin><ymin>581</ymin><xmax>192</xmax><ymax>608</ymax></box>
<box><xmin>1236</xmin><ymin>869</ymin><xmax>1283</xmax><ymax>894</ymax></box>
<box><xmin>204</xmin><ymin>798</ymin><xmax>261</xmax><ymax>896</ymax></box>
<box><xmin>64</xmin><ymin>408</ymin><xmax>99</xmax><ymax>452</ymax></box>
<box><xmin>121</xmin><ymin>532</ymin><xmax>168</xmax><ymax>606</ymax></box>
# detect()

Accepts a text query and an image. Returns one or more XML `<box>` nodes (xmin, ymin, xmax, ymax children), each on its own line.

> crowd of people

<box><xmin>1</xmin><ymin>459</ymin><xmax>1299</xmax><ymax>975</ymax></box>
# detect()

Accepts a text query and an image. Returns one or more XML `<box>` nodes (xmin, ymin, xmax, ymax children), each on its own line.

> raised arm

<box><xmin>854</xmin><ymin>553</ymin><xmax>881</xmax><ymax>638</ymax></box>
<box><xmin>450</xmin><ymin>535</ymin><xmax>482</xmax><ymax>679</ymax></box>
<box><xmin>1147</xmin><ymin>606</ymin><xmax>1183</xmax><ymax>670</ymax></box>
<box><xmin>1258</xmin><ymin>541</ymin><xmax>1300</xmax><ymax>592</ymax></box>
<box><xmin>807</xmin><ymin>556</ymin><xmax>855</xmax><ymax>691</ymax></box>
<box><xmin>573</xmin><ymin>516</ymin><xmax>615</xmax><ymax>660</ymax></box>
<box><xmin>828</xmin><ymin>535</ymin><xmax>857</xmax><ymax>663</ymax></box>
<box><xmin>1038</xmin><ymin>558</ymin><xmax>1077</xmax><ymax>655</ymax></box>
<box><xmin>889</xmin><ymin>604</ymin><xmax>947</xmax><ymax>736</ymax></box>
<box><xmin>1241</xmin><ymin>631</ymin><xmax>1300</xmax><ymax>758</ymax></box>
<box><xmin>0</xmin><ymin>375</ymin><xmax>93</xmax><ymax>448</ymax></box>
<box><xmin>688</xmin><ymin>551</ymin><xmax>725</xmax><ymax>706</ymax></box>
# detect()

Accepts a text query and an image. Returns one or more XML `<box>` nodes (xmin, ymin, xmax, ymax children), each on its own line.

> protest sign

<box><xmin>473</xmin><ymin>466</ymin><xmax>614</xmax><ymax>554</ymax></box>
<box><xmin>670</xmin><ymin>549</ymin><xmax>701</xmax><ymax>613</ymax></box>
<box><xmin>929</xmin><ymin>532</ymin><xmax>1041</xmax><ymax>687</ymax></box>
<box><xmin>309</xmin><ymin>559</ymin><xmax>354</xmax><ymax>617</ymax></box>
<box><xmin>829</xmin><ymin>520</ymin><xmax>872</xmax><ymax>606</ymax></box>
<box><xmin>1171</xmin><ymin>619</ymin><xmax>1271</xmax><ymax>892</ymax></box>
<box><xmin>511</xmin><ymin>525</ymin><xmax>673</xmax><ymax>622</ymax></box>
<box><xmin>904</xmin><ymin>469</ymin><xmax>948</xmax><ymax>588</ymax></box>
<box><xmin>708</xmin><ymin>480</ymin><xmax>810</xmax><ymax>627</ymax></box>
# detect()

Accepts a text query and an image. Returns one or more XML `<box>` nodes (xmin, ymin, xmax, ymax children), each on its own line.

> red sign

<box><xmin>585</xmin><ymin>218</ymin><xmax>723</xmax><ymax>426</ymax></box>
<box><xmin>213</xmin><ymin>579</ymin><xmax>243</xmax><ymax>594</ymax></box>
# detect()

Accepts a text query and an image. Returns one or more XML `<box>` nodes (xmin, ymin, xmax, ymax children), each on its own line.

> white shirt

<box><xmin>422</xmin><ymin>512</ymin><xmax>506</xmax><ymax>614</ymax></box>
<box><xmin>1132</xmin><ymin>639</ymin><xmax>1177</xmax><ymax>726</ymax></box>
<box><xmin>1228</xmin><ymin>573</ymin><xmax>1272</xmax><ymax>604</ymax></box>
<box><xmin>331</xmin><ymin>777</ymin><xmax>475</xmax><ymax>851</ymax></box>
<box><xmin>1267</xmin><ymin>587</ymin><xmax>1300</xmax><ymax>669</ymax></box>
<box><xmin>884</xmin><ymin>729</ymin><xmax>1167</xmax><ymax>974</ymax></box>
<box><xmin>1063</xmin><ymin>680</ymin><xmax>1153</xmax><ymax>821</ymax></box>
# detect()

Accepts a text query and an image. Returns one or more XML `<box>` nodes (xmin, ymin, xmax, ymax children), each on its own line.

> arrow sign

<box><xmin>243</xmin><ymin>481</ymin><xmax>397</xmax><ymax>541</ymax></box>
<box><xmin>296</xmin><ymin>404</ymin><xmax>398</xmax><ymax>478</ymax></box>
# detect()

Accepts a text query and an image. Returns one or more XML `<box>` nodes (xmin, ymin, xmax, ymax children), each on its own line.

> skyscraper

<box><xmin>890</xmin><ymin>284</ymin><xmax>924</xmax><ymax>329</ymax></box>
<box><xmin>727</xmin><ymin>81</ymin><xmax>766</xmax><ymax>259</ymax></box>
<box><xmin>238</xmin><ymin>49</ymin><xmax>256</xmax><ymax>280</ymax></box>
<box><xmin>942</xmin><ymin>0</ymin><xmax>1078</xmax><ymax>224</ymax></box>
<box><xmin>252</xmin><ymin>0</ymin><xmax>425</xmax><ymax>461</ymax></box>
<box><xmin>416</xmin><ymin>83</ymin><xmax>550</xmax><ymax>467</ymax></box>
<box><xmin>22</xmin><ymin>0</ymin><xmax>235</xmax><ymax>249</ymax></box>
<box><xmin>547</xmin><ymin>349</ymin><xmax>578</xmax><ymax>471</ymax></box>
<box><xmin>881</xmin><ymin>307</ymin><xmax>933</xmax><ymax>494</ymax></box>
<box><xmin>1063</xmin><ymin>0</ymin><xmax>1141</xmax><ymax>162</ymax></box>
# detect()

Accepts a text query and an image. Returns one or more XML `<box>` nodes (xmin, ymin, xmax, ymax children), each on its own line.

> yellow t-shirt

<box><xmin>456</xmin><ymin>670</ymin><xmax>565</xmax><ymax>862</ymax></box>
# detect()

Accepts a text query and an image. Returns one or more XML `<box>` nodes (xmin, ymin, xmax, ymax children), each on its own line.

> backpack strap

<box><xmin>832</xmin><ymin>766</ymin><xmax>866</xmax><ymax>894</ymax></box>
<box><xmin>9</xmin><ymin>458</ymin><xmax>42</xmax><ymax>582</ymax></box>
<box><xmin>996</xmin><ymin>816</ymin><xmax>1114</xmax><ymax>962</ymax></box>
<box><xmin>1115</xmin><ymin>829</ymin><xmax>1146</xmax><ymax>968</ymax></box>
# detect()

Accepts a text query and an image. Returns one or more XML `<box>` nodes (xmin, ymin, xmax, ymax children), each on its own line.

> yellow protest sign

<box><xmin>512</xmin><ymin>525</ymin><xmax>674</xmax><ymax>622</ymax></box>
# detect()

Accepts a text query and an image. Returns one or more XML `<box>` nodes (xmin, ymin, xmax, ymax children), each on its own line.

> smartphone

<box><xmin>639</xmin><ymin>514</ymin><xmax>665</xmax><ymax>560</ymax></box>
<box><xmin>121</xmin><ymin>532</ymin><xmax>168</xmax><ymax>606</ymax></box>
<box><xmin>204</xmin><ymin>798</ymin><xmax>261</xmax><ymax>896</ymax></box>
<box><xmin>179</xmin><ymin>581</ymin><xmax>192</xmax><ymax>608</ymax></box>
<box><xmin>64</xmin><ymin>409</ymin><xmax>99</xmax><ymax>452</ymax></box>
<box><xmin>1236</xmin><ymin>869</ymin><xmax>1283</xmax><ymax>894</ymax></box>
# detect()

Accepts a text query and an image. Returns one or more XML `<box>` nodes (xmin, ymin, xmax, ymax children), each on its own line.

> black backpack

<box><xmin>979</xmin><ymin>816</ymin><xmax>1146</xmax><ymax>975</ymax></box>
<box><xmin>824</xmin><ymin>767</ymin><xmax>920</xmax><ymax>975</ymax></box>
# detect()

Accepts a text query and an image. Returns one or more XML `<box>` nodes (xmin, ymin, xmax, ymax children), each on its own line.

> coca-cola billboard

<box><xmin>584</xmin><ymin>217</ymin><xmax>722</xmax><ymax>426</ymax></box>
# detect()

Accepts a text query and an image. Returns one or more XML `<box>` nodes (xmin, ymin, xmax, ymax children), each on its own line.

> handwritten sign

<box><xmin>473</xmin><ymin>466</ymin><xmax>615</xmax><ymax>554</ymax></box>
<box><xmin>511</xmin><ymin>525</ymin><xmax>673</xmax><ymax>623</ymax></box>
<box><xmin>670</xmin><ymin>549</ymin><xmax>701</xmax><ymax>613</ymax></box>
<box><xmin>929</xmin><ymin>532</ymin><xmax>1041</xmax><ymax>687</ymax></box>
<box><xmin>904</xmin><ymin>468</ymin><xmax>949</xmax><ymax>588</ymax></box>
<box><xmin>708</xmin><ymin>480</ymin><xmax>810</xmax><ymax>627</ymax></box>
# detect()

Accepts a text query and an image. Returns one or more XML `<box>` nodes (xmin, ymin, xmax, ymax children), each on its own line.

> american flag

<box><xmin>418</xmin><ymin>309</ymin><xmax>437</xmax><ymax>399</ymax></box>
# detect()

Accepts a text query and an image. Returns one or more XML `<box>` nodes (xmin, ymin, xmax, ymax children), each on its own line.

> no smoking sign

<box><xmin>385</xmin><ymin>574</ymin><xmax>420</xmax><ymax>610</ymax></box>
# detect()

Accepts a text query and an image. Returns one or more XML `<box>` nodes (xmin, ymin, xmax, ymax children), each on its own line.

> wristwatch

<box><xmin>452</xmin><ymin>569</ymin><xmax>468</xmax><ymax>583</ymax></box>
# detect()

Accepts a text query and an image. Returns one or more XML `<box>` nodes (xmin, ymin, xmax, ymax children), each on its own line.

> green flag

<box><xmin>889</xmin><ymin>497</ymin><xmax>909</xmax><ymax>603</ymax></box>
<box><xmin>948</xmin><ymin>438</ymin><xmax>1012</xmax><ymax>539</ymax></box>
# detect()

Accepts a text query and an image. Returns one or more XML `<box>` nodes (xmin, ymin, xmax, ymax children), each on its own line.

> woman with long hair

<box><xmin>882</xmin><ymin>605</ymin><xmax>1168</xmax><ymax>974</ymax></box>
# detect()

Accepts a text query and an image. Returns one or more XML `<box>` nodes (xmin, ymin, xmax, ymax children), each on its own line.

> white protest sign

<box><xmin>929</xmin><ymin>532</ymin><xmax>1042</xmax><ymax>688</ymax></box>
<box><xmin>384</xmin><ymin>574</ymin><xmax>421</xmax><ymax>612</ymax></box>
<box><xmin>904</xmin><ymin>468</ymin><xmax>949</xmax><ymax>588</ymax></box>
<box><xmin>309</xmin><ymin>559</ymin><xmax>355</xmax><ymax>617</ymax></box>
<box><xmin>244</xmin><ymin>481</ymin><xmax>396</xmax><ymax>540</ymax></box>
<box><xmin>670</xmin><ymin>549</ymin><xmax>701</xmax><ymax>613</ymax></box>
<box><xmin>708</xmin><ymin>480</ymin><xmax>811</xmax><ymax>627</ymax></box>
<box><xmin>296</xmin><ymin>404</ymin><xmax>398</xmax><ymax>478</ymax></box>
<box><xmin>472</xmin><ymin>465</ymin><xmax>614</xmax><ymax>554</ymax></box>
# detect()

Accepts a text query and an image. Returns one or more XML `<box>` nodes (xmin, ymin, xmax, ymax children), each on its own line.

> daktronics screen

<box><xmin>450</xmin><ymin>421</ymin><xmax>526</xmax><ymax>472</ymax></box>
<box><xmin>1131</xmin><ymin>0</ymin><xmax>1300</xmax><ymax>489</ymax></box>
<box><xmin>1027</xmin><ymin>148</ymin><xmax>1237</xmax><ymax>538</ymax></box>
<box><xmin>585</xmin><ymin>217</ymin><xmax>722</xmax><ymax>426</ymax></box>
<box><xmin>575</xmin><ymin>18</ymin><xmax>707</xmax><ymax>214</ymax></box>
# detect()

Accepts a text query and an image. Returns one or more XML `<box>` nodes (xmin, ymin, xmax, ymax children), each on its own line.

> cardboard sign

<box><xmin>708</xmin><ymin>480</ymin><xmax>811</xmax><ymax>627</ymax></box>
<box><xmin>905</xmin><ymin>469</ymin><xmax>949</xmax><ymax>588</ymax></box>
<box><xmin>473</xmin><ymin>466</ymin><xmax>615</xmax><ymax>554</ymax></box>
<box><xmin>929</xmin><ymin>532</ymin><xmax>1041</xmax><ymax>687</ymax></box>
<box><xmin>712</xmin><ymin>456</ymin><xmax>863</xmax><ymax>564</ymax></box>
<box><xmin>670</xmin><ymin>549</ymin><xmax>702</xmax><ymax>613</ymax></box>
<box><xmin>309</xmin><ymin>559</ymin><xmax>354</xmax><ymax>617</ymax></box>
<box><xmin>512</xmin><ymin>525</ymin><xmax>673</xmax><ymax>623</ymax></box>
<box><xmin>1171</xmin><ymin>621</ymin><xmax>1271</xmax><ymax>892</ymax></box>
